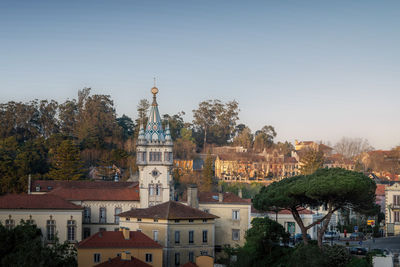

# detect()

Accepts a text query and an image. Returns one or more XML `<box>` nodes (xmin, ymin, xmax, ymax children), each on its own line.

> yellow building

<box><xmin>0</xmin><ymin>194</ymin><xmax>83</xmax><ymax>244</ymax></box>
<box><xmin>385</xmin><ymin>183</ymin><xmax>400</xmax><ymax>236</ymax></box>
<box><xmin>77</xmin><ymin>228</ymin><xmax>163</xmax><ymax>267</ymax></box>
<box><xmin>180</xmin><ymin>186</ymin><xmax>251</xmax><ymax>257</ymax></box>
<box><xmin>118</xmin><ymin>201</ymin><xmax>218</xmax><ymax>267</ymax></box>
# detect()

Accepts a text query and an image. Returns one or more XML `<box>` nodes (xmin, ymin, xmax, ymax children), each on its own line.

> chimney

<box><xmin>238</xmin><ymin>188</ymin><xmax>242</xmax><ymax>198</ymax></box>
<box><xmin>121</xmin><ymin>227</ymin><xmax>130</xmax><ymax>240</ymax></box>
<box><xmin>187</xmin><ymin>184</ymin><xmax>199</xmax><ymax>209</ymax></box>
<box><xmin>121</xmin><ymin>251</ymin><xmax>131</xmax><ymax>261</ymax></box>
<box><xmin>28</xmin><ymin>174</ymin><xmax>31</xmax><ymax>194</ymax></box>
<box><xmin>219</xmin><ymin>192</ymin><xmax>223</xmax><ymax>203</ymax></box>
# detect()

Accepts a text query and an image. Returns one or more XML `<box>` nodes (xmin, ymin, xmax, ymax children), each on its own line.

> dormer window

<box><xmin>35</xmin><ymin>186</ymin><xmax>40</xmax><ymax>192</ymax></box>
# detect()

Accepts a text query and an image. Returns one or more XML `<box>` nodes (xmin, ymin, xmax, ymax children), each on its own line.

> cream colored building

<box><xmin>31</xmin><ymin>180</ymin><xmax>141</xmax><ymax>239</ymax></box>
<box><xmin>0</xmin><ymin>194</ymin><xmax>83</xmax><ymax>243</ymax></box>
<box><xmin>119</xmin><ymin>201</ymin><xmax>218</xmax><ymax>267</ymax></box>
<box><xmin>77</xmin><ymin>228</ymin><xmax>163</xmax><ymax>267</ymax></box>
<box><xmin>181</xmin><ymin>186</ymin><xmax>251</xmax><ymax>253</ymax></box>
<box><xmin>385</xmin><ymin>183</ymin><xmax>400</xmax><ymax>236</ymax></box>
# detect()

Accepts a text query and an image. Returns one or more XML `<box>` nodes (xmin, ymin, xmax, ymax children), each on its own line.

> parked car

<box><xmin>349</xmin><ymin>247</ymin><xmax>368</xmax><ymax>255</ymax></box>
<box><xmin>350</xmin><ymin>232</ymin><xmax>365</xmax><ymax>240</ymax></box>
<box><xmin>294</xmin><ymin>233</ymin><xmax>311</xmax><ymax>243</ymax></box>
<box><xmin>323</xmin><ymin>231</ymin><xmax>340</xmax><ymax>240</ymax></box>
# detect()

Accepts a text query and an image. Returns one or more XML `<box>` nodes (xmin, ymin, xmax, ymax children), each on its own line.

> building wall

<box><xmin>77</xmin><ymin>247</ymin><xmax>162</xmax><ymax>267</ymax></box>
<box><xmin>72</xmin><ymin>200</ymin><xmax>139</xmax><ymax>238</ymax></box>
<box><xmin>198</xmin><ymin>203</ymin><xmax>250</xmax><ymax>248</ymax></box>
<box><xmin>120</xmin><ymin>218</ymin><xmax>215</xmax><ymax>267</ymax></box>
<box><xmin>0</xmin><ymin>209</ymin><xmax>83</xmax><ymax>243</ymax></box>
<box><xmin>385</xmin><ymin>183</ymin><xmax>400</xmax><ymax>235</ymax></box>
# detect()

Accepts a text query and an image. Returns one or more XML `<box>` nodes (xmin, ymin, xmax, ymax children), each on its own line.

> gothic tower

<box><xmin>137</xmin><ymin>85</ymin><xmax>173</xmax><ymax>208</ymax></box>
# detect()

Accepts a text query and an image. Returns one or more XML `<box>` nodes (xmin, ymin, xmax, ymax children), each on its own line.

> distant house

<box><xmin>385</xmin><ymin>183</ymin><xmax>400</xmax><ymax>236</ymax></box>
<box><xmin>77</xmin><ymin>228</ymin><xmax>162</xmax><ymax>267</ymax></box>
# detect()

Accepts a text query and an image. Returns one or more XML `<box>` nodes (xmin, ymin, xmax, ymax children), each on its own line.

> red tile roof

<box><xmin>0</xmin><ymin>194</ymin><xmax>82</xmax><ymax>210</ymax></box>
<box><xmin>48</xmin><ymin>183</ymin><xmax>140</xmax><ymax>201</ymax></box>
<box><xmin>94</xmin><ymin>256</ymin><xmax>151</xmax><ymax>267</ymax></box>
<box><xmin>32</xmin><ymin>180</ymin><xmax>138</xmax><ymax>192</ymax></box>
<box><xmin>181</xmin><ymin>191</ymin><xmax>250</xmax><ymax>204</ymax></box>
<box><xmin>376</xmin><ymin>184</ymin><xmax>386</xmax><ymax>196</ymax></box>
<box><xmin>119</xmin><ymin>201</ymin><xmax>219</xmax><ymax>220</ymax></box>
<box><xmin>78</xmin><ymin>231</ymin><xmax>162</xmax><ymax>249</ymax></box>
<box><xmin>181</xmin><ymin>262</ymin><xmax>199</xmax><ymax>267</ymax></box>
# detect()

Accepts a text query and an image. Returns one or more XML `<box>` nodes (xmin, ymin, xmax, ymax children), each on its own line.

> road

<box><xmin>331</xmin><ymin>236</ymin><xmax>400</xmax><ymax>253</ymax></box>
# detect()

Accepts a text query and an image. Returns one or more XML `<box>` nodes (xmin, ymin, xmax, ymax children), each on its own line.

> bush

<box><xmin>288</xmin><ymin>244</ymin><xmax>351</xmax><ymax>267</ymax></box>
<box><xmin>345</xmin><ymin>257</ymin><xmax>370</xmax><ymax>267</ymax></box>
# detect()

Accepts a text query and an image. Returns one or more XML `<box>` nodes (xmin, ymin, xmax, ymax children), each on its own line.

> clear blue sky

<box><xmin>1</xmin><ymin>0</ymin><xmax>399</xmax><ymax>149</ymax></box>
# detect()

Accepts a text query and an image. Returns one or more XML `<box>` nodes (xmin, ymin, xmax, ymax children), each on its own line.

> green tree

<box><xmin>48</xmin><ymin>140</ymin><xmax>84</xmax><ymax>180</ymax></box>
<box><xmin>202</xmin><ymin>153</ymin><xmax>214</xmax><ymax>191</ymax></box>
<box><xmin>0</xmin><ymin>221</ymin><xmax>77</xmax><ymax>267</ymax></box>
<box><xmin>253</xmin><ymin>168</ymin><xmax>377</xmax><ymax>247</ymax></box>
<box><xmin>117</xmin><ymin>114</ymin><xmax>135</xmax><ymax>140</ymax></box>
<box><xmin>253</xmin><ymin>125</ymin><xmax>277</xmax><ymax>152</ymax></box>
<box><xmin>193</xmin><ymin>99</ymin><xmax>239</xmax><ymax>147</ymax></box>
<box><xmin>163</xmin><ymin>112</ymin><xmax>186</xmax><ymax>141</ymax></box>
<box><xmin>299</xmin><ymin>148</ymin><xmax>324</xmax><ymax>175</ymax></box>
<box><xmin>233</xmin><ymin>126</ymin><xmax>253</xmax><ymax>149</ymax></box>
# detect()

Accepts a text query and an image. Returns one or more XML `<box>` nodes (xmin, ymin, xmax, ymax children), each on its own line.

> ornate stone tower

<box><xmin>137</xmin><ymin>85</ymin><xmax>173</xmax><ymax>208</ymax></box>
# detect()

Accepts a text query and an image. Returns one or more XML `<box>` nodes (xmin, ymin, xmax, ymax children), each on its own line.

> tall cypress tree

<box><xmin>48</xmin><ymin>140</ymin><xmax>84</xmax><ymax>180</ymax></box>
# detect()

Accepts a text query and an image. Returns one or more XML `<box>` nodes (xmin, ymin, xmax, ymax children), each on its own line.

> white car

<box><xmin>323</xmin><ymin>231</ymin><xmax>340</xmax><ymax>240</ymax></box>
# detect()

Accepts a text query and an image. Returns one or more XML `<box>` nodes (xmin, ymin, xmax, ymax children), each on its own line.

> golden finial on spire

<box><xmin>151</xmin><ymin>77</ymin><xmax>159</xmax><ymax>96</ymax></box>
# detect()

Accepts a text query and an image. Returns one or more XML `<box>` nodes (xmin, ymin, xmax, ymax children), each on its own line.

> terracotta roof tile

<box><xmin>119</xmin><ymin>201</ymin><xmax>218</xmax><ymax>220</ymax></box>
<box><xmin>48</xmin><ymin>185</ymin><xmax>140</xmax><ymax>201</ymax></box>
<box><xmin>32</xmin><ymin>180</ymin><xmax>138</xmax><ymax>192</ymax></box>
<box><xmin>78</xmin><ymin>231</ymin><xmax>162</xmax><ymax>249</ymax></box>
<box><xmin>94</xmin><ymin>256</ymin><xmax>151</xmax><ymax>267</ymax></box>
<box><xmin>0</xmin><ymin>194</ymin><xmax>82</xmax><ymax>210</ymax></box>
<box><xmin>376</xmin><ymin>184</ymin><xmax>386</xmax><ymax>196</ymax></box>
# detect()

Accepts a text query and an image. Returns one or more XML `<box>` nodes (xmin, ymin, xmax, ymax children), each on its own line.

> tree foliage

<box><xmin>0</xmin><ymin>221</ymin><xmax>77</xmax><ymax>267</ymax></box>
<box><xmin>253</xmin><ymin>168</ymin><xmax>377</xmax><ymax>247</ymax></box>
<box><xmin>47</xmin><ymin>140</ymin><xmax>84</xmax><ymax>180</ymax></box>
<box><xmin>192</xmin><ymin>99</ymin><xmax>239</xmax><ymax>147</ymax></box>
<box><xmin>299</xmin><ymin>148</ymin><xmax>324</xmax><ymax>175</ymax></box>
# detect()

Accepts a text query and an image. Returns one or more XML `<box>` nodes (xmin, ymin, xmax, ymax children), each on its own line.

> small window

<box><xmin>202</xmin><ymin>230</ymin><xmax>208</xmax><ymax>243</ymax></box>
<box><xmin>153</xmin><ymin>230</ymin><xmax>159</xmax><ymax>242</ymax></box>
<box><xmin>67</xmin><ymin>220</ymin><xmax>76</xmax><ymax>242</ymax></box>
<box><xmin>174</xmin><ymin>219</ymin><xmax>180</xmax><ymax>223</ymax></box>
<box><xmin>175</xmin><ymin>231</ymin><xmax>180</xmax><ymax>244</ymax></box>
<box><xmin>35</xmin><ymin>185</ymin><xmax>40</xmax><ymax>192</ymax></box>
<box><xmin>94</xmin><ymin>253</ymin><xmax>101</xmax><ymax>263</ymax></box>
<box><xmin>99</xmin><ymin>228</ymin><xmax>106</xmax><ymax>232</ymax></box>
<box><xmin>84</xmin><ymin>207</ymin><xmax>91</xmax><ymax>223</ymax></box>
<box><xmin>175</xmin><ymin>253</ymin><xmax>180</xmax><ymax>266</ymax></box>
<box><xmin>189</xmin><ymin>219</ymin><xmax>194</xmax><ymax>223</ymax></box>
<box><xmin>5</xmin><ymin>219</ymin><xmax>14</xmax><ymax>230</ymax></box>
<box><xmin>26</xmin><ymin>219</ymin><xmax>35</xmax><ymax>225</ymax></box>
<box><xmin>137</xmin><ymin>229</ymin><xmax>142</xmax><ymax>232</ymax></box>
<box><xmin>115</xmin><ymin>208</ymin><xmax>122</xmax><ymax>224</ymax></box>
<box><xmin>203</xmin><ymin>209</ymin><xmax>209</xmax><ymax>213</ymax></box>
<box><xmin>46</xmin><ymin>220</ymin><xmax>56</xmax><ymax>241</ymax></box>
<box><xmin>99</xmin><ymin>207</ymin><xmax>106</xmax><ymax>223</ymax></box>
<box><xmin>47</xmin><ymin>186</ymin><xmax>52</xmax><ymax>190</ymax></box>
<box><xmin>154</xmin><ymin>218</ymin><xmax>158</xmax><ymax>222</ymax></box>
<box><xmin>202</xmin><ymin>219</ymin><xmax>207</xmax><ymax>223</ymax></box>
<box><xmin>83</xmin><ymin>227</ymin><xmax>91</xmax><ymax>239</ymax></box>
<box><xmin>189</xmin><ymin>230</ymin><xmax>194</xmax><ymax>244</ymax></box>
<box><xmin>126</xmin><ymin>217</ymin><xmax>130</xmax><ymax>221</ymax></box>
<box><xmin>146</xmin><ymin>253</ymin><xmax>153</xmax><ymax>263</ymax></box>
<box><xmin>232</xmin><ymin>229</ymin><xmax>240</xmax><ymax>241</ymax></box>
<box><xmin>137</xmin><ymin>218</ymin><xmax>142</xmax><ymax>222</ymax></box>
<box><xmin>189</xmin><ymin>251</ymin><xmax>194</xmax><ymax>262</ymax></box>
<box><xmin>232</xmin><ymin>210</ymin><xmax>240</xmax><ymax>220</ymax></box>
